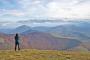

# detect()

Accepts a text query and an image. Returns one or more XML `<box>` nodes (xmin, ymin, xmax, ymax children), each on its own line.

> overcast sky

<box><xmin>0</xmin><ymin>0</ymin><xmax>90</xmax><ymax>27</ymax></box>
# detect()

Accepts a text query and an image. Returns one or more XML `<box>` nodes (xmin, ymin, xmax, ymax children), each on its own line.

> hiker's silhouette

<box><xmin>15</xmin><ymin>33</ymin><xmax>20</xmax><ymax>51</ymax></box>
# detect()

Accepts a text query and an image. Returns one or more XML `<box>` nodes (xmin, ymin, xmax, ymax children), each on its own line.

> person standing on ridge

<box><xmin>15</xmin><ymin>33</ymin><xmax>20</xmax><ymax>51</ymax></box>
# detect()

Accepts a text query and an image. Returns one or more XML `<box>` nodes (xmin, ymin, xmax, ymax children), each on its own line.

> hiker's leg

<box><xmin>15</xmin><ymin>44</ymin><xmax>17</xmax><ymax>51</ymax></box>
<box><xmin>18</xmin><ymin>43</ymin><xmax>20</xmax><ymax>50</ymax></box>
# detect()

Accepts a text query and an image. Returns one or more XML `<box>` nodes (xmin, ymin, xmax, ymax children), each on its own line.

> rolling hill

<box><xmin>0</xmin><ymin>21</ymin><xmax>90</xmax><ymax>51</ymax></box>
<box><xmin>0</xmin><ymin>32</ymin><xmax>82</xmax><ymax>50</ymax></box>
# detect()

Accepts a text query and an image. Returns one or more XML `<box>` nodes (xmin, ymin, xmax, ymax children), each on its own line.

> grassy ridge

<box><xmin>0</xmin><ymin>49</ymin><xmax>90</xmax><ymax>60</ymax></box>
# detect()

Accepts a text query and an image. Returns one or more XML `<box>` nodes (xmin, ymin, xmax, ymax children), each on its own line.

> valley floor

<box><xmin>0</xmin><ymin>49</ymin><xmax>90</xmax><ymax>60</ymax></box>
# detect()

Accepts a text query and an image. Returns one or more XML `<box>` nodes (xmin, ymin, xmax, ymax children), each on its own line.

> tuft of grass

<box><xmin>0</xmin><ymin>49</ymin><xmax>90</xmax><ymax>60</ymax></box>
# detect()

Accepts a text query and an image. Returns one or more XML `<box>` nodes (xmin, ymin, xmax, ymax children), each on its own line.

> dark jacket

<box><xmin>15</xmin><ymin>35</ymin><xmax>19</xmax><ymax>44</ymax></box>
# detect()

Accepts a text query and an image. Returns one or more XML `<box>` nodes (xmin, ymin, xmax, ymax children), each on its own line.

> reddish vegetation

<box><xmin>0</xmin><ymin>32</ymin><xmax>82</xmax><ymax>50</ymax></box>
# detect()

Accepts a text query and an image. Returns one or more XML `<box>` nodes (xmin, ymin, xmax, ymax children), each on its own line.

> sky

<box><xmin>0</xmin><ymin>0</ymin><xmax>90</xmax><ymax>27</ymax></box>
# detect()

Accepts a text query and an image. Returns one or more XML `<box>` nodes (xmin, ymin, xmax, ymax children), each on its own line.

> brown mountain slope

<box><xmin>0</xmin><ymin>32</ymin><xmax>81</xmax><ymax>50</ymax></box>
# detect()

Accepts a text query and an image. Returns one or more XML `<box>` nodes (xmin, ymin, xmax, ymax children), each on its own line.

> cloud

<box><xmin>17</xmin><ymin>0</ymin><xmax>47</xmax><ymax>18</ymax></box>
<box><xmin>46</xmin><ymin>0</ymin><xmax>90</xmax><ymax>19</ymax></box>
<box><xmin>0</xmin><ymin>0</ymin><xmax>90</xmax><ymax>22</ymax></box>
<box><xmin>17</xmin><ymin>19</ymin><xmax>65</xmax><ymax>24</ymax></box>
<box><xmin>17</xmin><ymin>0</ymin><xmax>90</xmax><ymax>20</ymax></box>
<box><xmin>4</xmin><ymin>10</ymin><xmax>25</xmax><ymax>16</ymax></box>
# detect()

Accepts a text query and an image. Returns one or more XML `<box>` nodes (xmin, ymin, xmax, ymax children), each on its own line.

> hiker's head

<box><xmin>16</xmin><ymin>33</ymin><xmax>18</xmax><ymax>36</ymax></box>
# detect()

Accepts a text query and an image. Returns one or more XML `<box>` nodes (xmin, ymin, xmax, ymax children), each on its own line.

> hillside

<box><xmin>0</xmin><ymin>21</ymin><xmax>90</xmax><ymax>51</ymax></box>
<box><xmin>0</xmin><ymin>49</ymin><xmax>90</xmax><ymax>60</ymax></box>
<box><xmin>0</xmin><ymin>32</ymin><xmax>82</xmax><ymax>50</ymax></box>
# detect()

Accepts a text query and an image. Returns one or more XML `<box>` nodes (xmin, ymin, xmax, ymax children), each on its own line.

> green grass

<box><xmin>0</xmin><ymin>49</ymin><xmax>90</xmax><ymax>60</ymax></box>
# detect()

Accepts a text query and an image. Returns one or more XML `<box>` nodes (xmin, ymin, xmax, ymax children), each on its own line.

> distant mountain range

<box><xmin>0</xmin><ymin>21</ymin><xmax>90</xmax><ymax>51</ymax></box>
